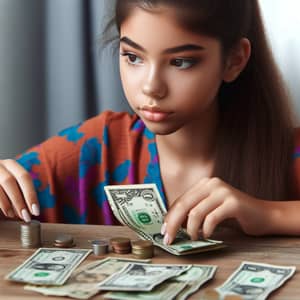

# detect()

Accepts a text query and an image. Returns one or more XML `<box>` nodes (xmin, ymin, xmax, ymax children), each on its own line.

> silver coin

<box><xmin>20</xmin><ymin>220</ymin><xmax>41</xmax><ymax>248</ymax></box>
<box><xmin>91</xmin><ymin>240</ymin><xmax>109</xmax><ymax>255</ymax></box>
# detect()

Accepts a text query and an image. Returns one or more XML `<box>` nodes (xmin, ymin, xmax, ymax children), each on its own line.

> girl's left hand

<box><xmin>162</xmin><ymin>177</ymin><xmax>276</xmax><ymax>245</ymax></box>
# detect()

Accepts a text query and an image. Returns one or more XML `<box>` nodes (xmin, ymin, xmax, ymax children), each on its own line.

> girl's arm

<box><xmin>266</xmin><ymin>200</ymin><xmax>300</xmax><ymax>235</ymax></box>
<box><xmin>161</xmin><ymin>177</ymin><xmax>300</xmax><ymax>245</ymax></box>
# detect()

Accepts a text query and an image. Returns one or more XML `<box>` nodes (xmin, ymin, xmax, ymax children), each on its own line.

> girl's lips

<box><xmin>140</xmin><ymin>109</ymin><xmax>171</xmax><ymax>122</ymax></box>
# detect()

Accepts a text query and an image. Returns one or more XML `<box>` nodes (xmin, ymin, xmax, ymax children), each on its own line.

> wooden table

<box><xmin>0</xmin><ymin>221</ymin><xmax>299</xmax><ymax>299</ymax></box>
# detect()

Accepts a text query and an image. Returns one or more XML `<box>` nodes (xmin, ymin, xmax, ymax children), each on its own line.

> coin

<box><xmin>110</xmin><ymin>237</ymin><xmax>131</xmax><ymax>254</ymax></box>
<box><xmin>91</xmin><ymin>240</ymin><xmax>109</xmax><ymax>255</ymax></box>
<box><xmin>53</xmin><ymin>234</ymin><xmax>75</xmax><ymax>248</ymax></box>
<box><xmin>131</xmin><ymin>240</ymin><xmax>154</xmax><ymax>259</ymax></box>
<box><xmin>20</xmin><ymin>220</ymin><xmax>41</xmax><ymax>249</ymax></box>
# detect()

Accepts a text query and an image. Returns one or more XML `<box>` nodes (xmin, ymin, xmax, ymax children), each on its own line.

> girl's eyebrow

<box><xmin>120</xmin><ymin>36</ymin><xmax>205</xmax><ymax>54</ymax></box>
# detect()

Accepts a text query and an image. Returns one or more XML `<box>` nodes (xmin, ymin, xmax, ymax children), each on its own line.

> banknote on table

<box><xmin>104</xmin><ymin>281</ymin><xmax>187</xmax><ymax>300</ymax></box>
<box><xmin>5</xmin><ymin>248</ymin><xmax>91</xmax><ymax>285</ymax></box>
<box><xmin>174</xmin><ymin>264</ymin><xmax>217</xmax><ymax>300</ymax></box>
<box><xmin>216</xmin><ymin>261</ymin><xmax>296</xmax><ymax>300</ymax></box>
<box><xmin>98</xmin><ymin>263</ymin><xmax>191</xmax><ymax>291</ymax></box>
<box><xmin>104</xmin><ymin>264</ymin><xmax>217</xmax><ymax>300</ymax></box>
<box><xmin>25</xmin><ymin>257</ymin><xmax>151</xmax><ymax>299</ymax></box>
<box><xmin>104</xmin><ymin>184</ymin><xmax>225</xmax><ymax>255</ymax></box>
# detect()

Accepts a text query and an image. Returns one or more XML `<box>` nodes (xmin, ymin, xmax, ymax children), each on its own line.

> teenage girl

<box><xmin>0</xmin><ymin>0</ymin><xmax>299</xmax><ymax>246</ymax></box>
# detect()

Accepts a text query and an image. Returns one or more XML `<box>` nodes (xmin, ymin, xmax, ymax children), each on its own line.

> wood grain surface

<box><xmin>0</xmin><ymin>221</ymin><xmax>299</xmax><ymax>299</ymax></box>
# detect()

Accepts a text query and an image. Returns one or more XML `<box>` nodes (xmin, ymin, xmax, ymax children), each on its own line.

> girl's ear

<box><xmin>223</xmin><ymin>38</ymin><xmax>251</xmax><ymax>83</ymax></box>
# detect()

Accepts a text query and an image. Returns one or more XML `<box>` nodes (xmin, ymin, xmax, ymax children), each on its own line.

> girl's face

<box><xmin>119</xmin><ymin>6</ymin><xmax>227</xmax><ymax>135</ymax></box>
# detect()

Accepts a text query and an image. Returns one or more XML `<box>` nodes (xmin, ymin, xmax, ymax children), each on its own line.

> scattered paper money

<box><xmin>104</xmin><ymin>282</ymin><xmax>187</xmax><ymax>300</ymax></box>
<box><xmin>25</xmin><ymin>257</ymin><xmax>151</xmax><ymax>299</ymax></box>
<box><xmin>6</xmin><ymin>248</ymin><xmax>91</xmax><ymax>285</ymax></box>
<box><xmin>104</xmin><ymin>264</ymin><xmax>217</xmax><ymax>300</ymax></box>
<box><xmin>98</xmin><ymin>263</ymin><xmax>191</xmax><ymax>291</ymax></box>
<box><xmin>174</xmin><ymin>265</ymin><xmax>217</xmax><ymax>300</ymax></box>
<box><xmin>216</xmin><ymin>261</ymin><xmax>296</xmax><ymax>300</ymax></box>
<box><xmin>104</xmin><ymin>184</ymin><xmax>225</xmax><ymax>255</ymax></box>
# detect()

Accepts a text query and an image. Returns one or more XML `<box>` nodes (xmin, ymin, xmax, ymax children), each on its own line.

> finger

<box><xmin>202</xmin><ymin>203</ymin><xmax>233</xmax><ymax>238</ymax></box>
<box><xmin>2</xmin><ymin>159</ymin><xmax>39</xmax><ymax>216</ymax></box>
<box><xmin>0</xmin><ymin>185</ymin><xmax>15</xmax><ymax>218</ymax></box>
<box><xmin>0</xmin><ymin>163</ymin><xmax>31</xmax><ymax>222</ymax></box>
<box><xmin>164</xmin><ymin>182</ymin><xmax>211</xmax><ymax>245</ymax></box>
<box><xmin>186</xmin><ymin>195</ymin><xmax>222</xmax><ymax>240</ymax></box>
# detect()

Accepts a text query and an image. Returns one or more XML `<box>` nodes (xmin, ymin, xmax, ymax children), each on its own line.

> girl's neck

<box><xmin>155</xmin><ymin>106</ymin><xmax>218</xmax><ymax>206</ymax></box>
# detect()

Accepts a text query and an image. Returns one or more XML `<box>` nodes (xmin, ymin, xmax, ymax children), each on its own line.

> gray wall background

<box><xmin>0</xmin><ymin>0</ymin><xmax>299</xmax><ymax>158</ymax></box>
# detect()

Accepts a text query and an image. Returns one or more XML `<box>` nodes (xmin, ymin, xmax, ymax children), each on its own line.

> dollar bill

<box><xmin>98</xmin><ymin>263</ymin><xmax>191</xmax><ymax>291</ymax></box>
<box><xmin>104</xmin><ymin>183</ymin><xmax>225</xmax><ymax>255</ymax></box>
<box><xmin>25</xmin><ymin>257</ymin><xmax>151</xmax><ymax>299</ymax></box>
<box><xmin>174</xmin><ymin>264</ymin><xmax>217</xmax><ymax>300</ymax></box>
<box><xmin>216</xmin><ymin>261</ymin><xmax>296</xmax><ymax>300</ymax></box>
<box><xmin>104</xmin><ymin>281</ymin><xmax>187</xmax><ymax>300</ymax></box>
<box><xmin>104</xmin><ymin>264</ymin><xmax>217</xmax><ymax>300</ymax></box>
<box><xmin>5</xmin><ymin>248</ymin><xmax>91</xmax><ymax>285</ymax></box>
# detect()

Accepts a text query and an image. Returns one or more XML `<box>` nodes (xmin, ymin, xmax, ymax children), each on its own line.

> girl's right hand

<box><xmin>0</xmin><ymin>159</ymin><xmax>39</xmax><ymax>222</ymax></box>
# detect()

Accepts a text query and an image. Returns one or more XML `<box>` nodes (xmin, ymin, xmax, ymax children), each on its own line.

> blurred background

<box><xmin>0</xmin><ymin>0</ymin><xmax>300</xmax><ymax>158</ymax></box>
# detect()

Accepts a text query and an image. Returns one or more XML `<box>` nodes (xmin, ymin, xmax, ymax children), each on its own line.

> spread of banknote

<box><xmin>104</xmin><ymin>264</ymin><xmax>217</xmax><ymax>300</ymax></box>
<box><xmin>104</xmin><ymin>183</ymin><xmax>225</xmax><ymax>255</ymax></box>
<box><xmin>25</xmin><ymin>257</ymin><xmax>151</xmax><ymax>299</ymax></box>
<box><xmin>216</xmin><ymin>261</ymin><xmax>296</xmax><ymax>300</ymax></box>
<box><xmin>98</xmin><ymin>263</ymin><xmax>191</xmax><ymax>291</ymax></box>
<box><xmin>4</xmin><ymin>183</ymin><xmax>297</xmax><ymax>300</ymax></box>
<box><xmin>5</xmin><ymin>248</ymin><xmax>91</xmax><ymax>285</ymax></box>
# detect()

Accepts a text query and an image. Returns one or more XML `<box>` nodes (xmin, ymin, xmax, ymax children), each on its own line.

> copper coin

<box><xmin>110</xmin><ymin>237</ymin><xmax>131</xmax><ymax>247</ymax></box>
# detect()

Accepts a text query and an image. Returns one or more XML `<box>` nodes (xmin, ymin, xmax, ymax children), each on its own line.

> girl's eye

<box><xmin>120</xmin><ymin>52</ymin><xmax>143</xmax><ymax>65</ymax></box>
<box><xmin>170</xmin><ymin>58</ymin><xmax>197</xmax><ymax>69</ymax></box>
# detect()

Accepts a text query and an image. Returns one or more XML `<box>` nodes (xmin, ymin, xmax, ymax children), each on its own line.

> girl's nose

<box><xmin>142</xmin><ymin>68</ymin><xmax>167</xmax><ymax>100</ymax></box>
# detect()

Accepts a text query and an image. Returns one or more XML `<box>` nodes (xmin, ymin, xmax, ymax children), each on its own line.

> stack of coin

<box><xmin>20</xmin><ymin>220</ymin><xmax>41</xmax><ymax>248</ymax></box>
<box><xmin>53</xmin><ymin>234</ymin><xmax>75</xmax><ymax>248</ymax></box>
<box><xmin>91</xmin><ymin>240</ymin><xmax>109</xmax><ymax>255</ymax></box>
<box><xmin>131</xmin><ymin>240</ymin><xmax>154</xmax><ymax>259</ymax></box>
<box><xmin>110</xmin><ymin>237</ymin><xmax>131</xmax><ymax>254</ymax></box>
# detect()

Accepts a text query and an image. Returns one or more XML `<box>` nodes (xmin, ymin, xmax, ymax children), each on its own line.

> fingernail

<box><xmin>7</xmin><ymin>209</ymin><xmax>15</xmax><ymax>218</ymax></box>
<box><xmin>21</xmin><ymin>209</ymin><xmax>31</xmax><ymax>223</ymax></box>
<box><xmin>161</xmin><ymin>222</ymin><xmax>167</xmax><ymax>235</ymax></box>
<box><xmin>32</xmin><ymin>204</ymin><xmax>40</xmax><ymax>216</ymax></box>
<box><xmin>163</xmin><ymin>233</ymin><xmax>170</xmax><ymax>245</ymax></box>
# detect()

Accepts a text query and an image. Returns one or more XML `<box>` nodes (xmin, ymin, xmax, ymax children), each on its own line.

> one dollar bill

<box><xmin>25</xmin><ymin>257</ymin><xmax>151</xmax><ymax>299</ymax></box>
<box><xmin>98</xmin><ymin>263</ymin><xmax>191</xmax><ymax>291</ymax></box>
<box><xmin>104</xmin><ymin>183</ymin><xmax>225</xmax><ymax>255</ymax></box>
<box><xmin>6</xmin><ymin>248</ymin><xmax>91</xmax><ymax>285</ymax></box>
<box><xmin>104</xmin><ymin>264</ymin><xmax>217</xmax><ymax>300</ymax></box>
<box><xmin>216</xmin><ymin>261</ymin><xmax>296</xmax><ymax>300</ymax></box>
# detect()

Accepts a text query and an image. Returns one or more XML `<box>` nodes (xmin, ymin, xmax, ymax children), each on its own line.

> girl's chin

<box><xmin>141</xmin><ymin>120</ymin><xmax>179</xmax><ymax>136</ymax></box>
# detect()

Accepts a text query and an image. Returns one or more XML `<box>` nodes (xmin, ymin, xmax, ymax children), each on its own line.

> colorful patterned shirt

<box><xmin>16</xmin><ymin>111</ymin><xmax>300</xmax><ymax>225</ymax></box>
<box><xmin>16</xmin><ymin>111</ymin><xmax>165</xmax><ymax>225</ymax></box>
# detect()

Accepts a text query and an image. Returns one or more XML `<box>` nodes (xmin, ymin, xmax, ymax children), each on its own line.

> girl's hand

<box><xmin>162</xmin><ymin>177</ymin><xmax>276</xmax><ymax>245</ymax></box>
<box><xmin>0</xmin><ymin>159</ymin><xmax>39</xmax><ymax>222</ymax></box>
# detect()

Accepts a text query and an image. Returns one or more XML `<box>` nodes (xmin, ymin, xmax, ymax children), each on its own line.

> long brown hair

<box><xmin>113</xmin><ymin>0</ymin><xmax>294</xmax><ymax>200</ymax></box>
